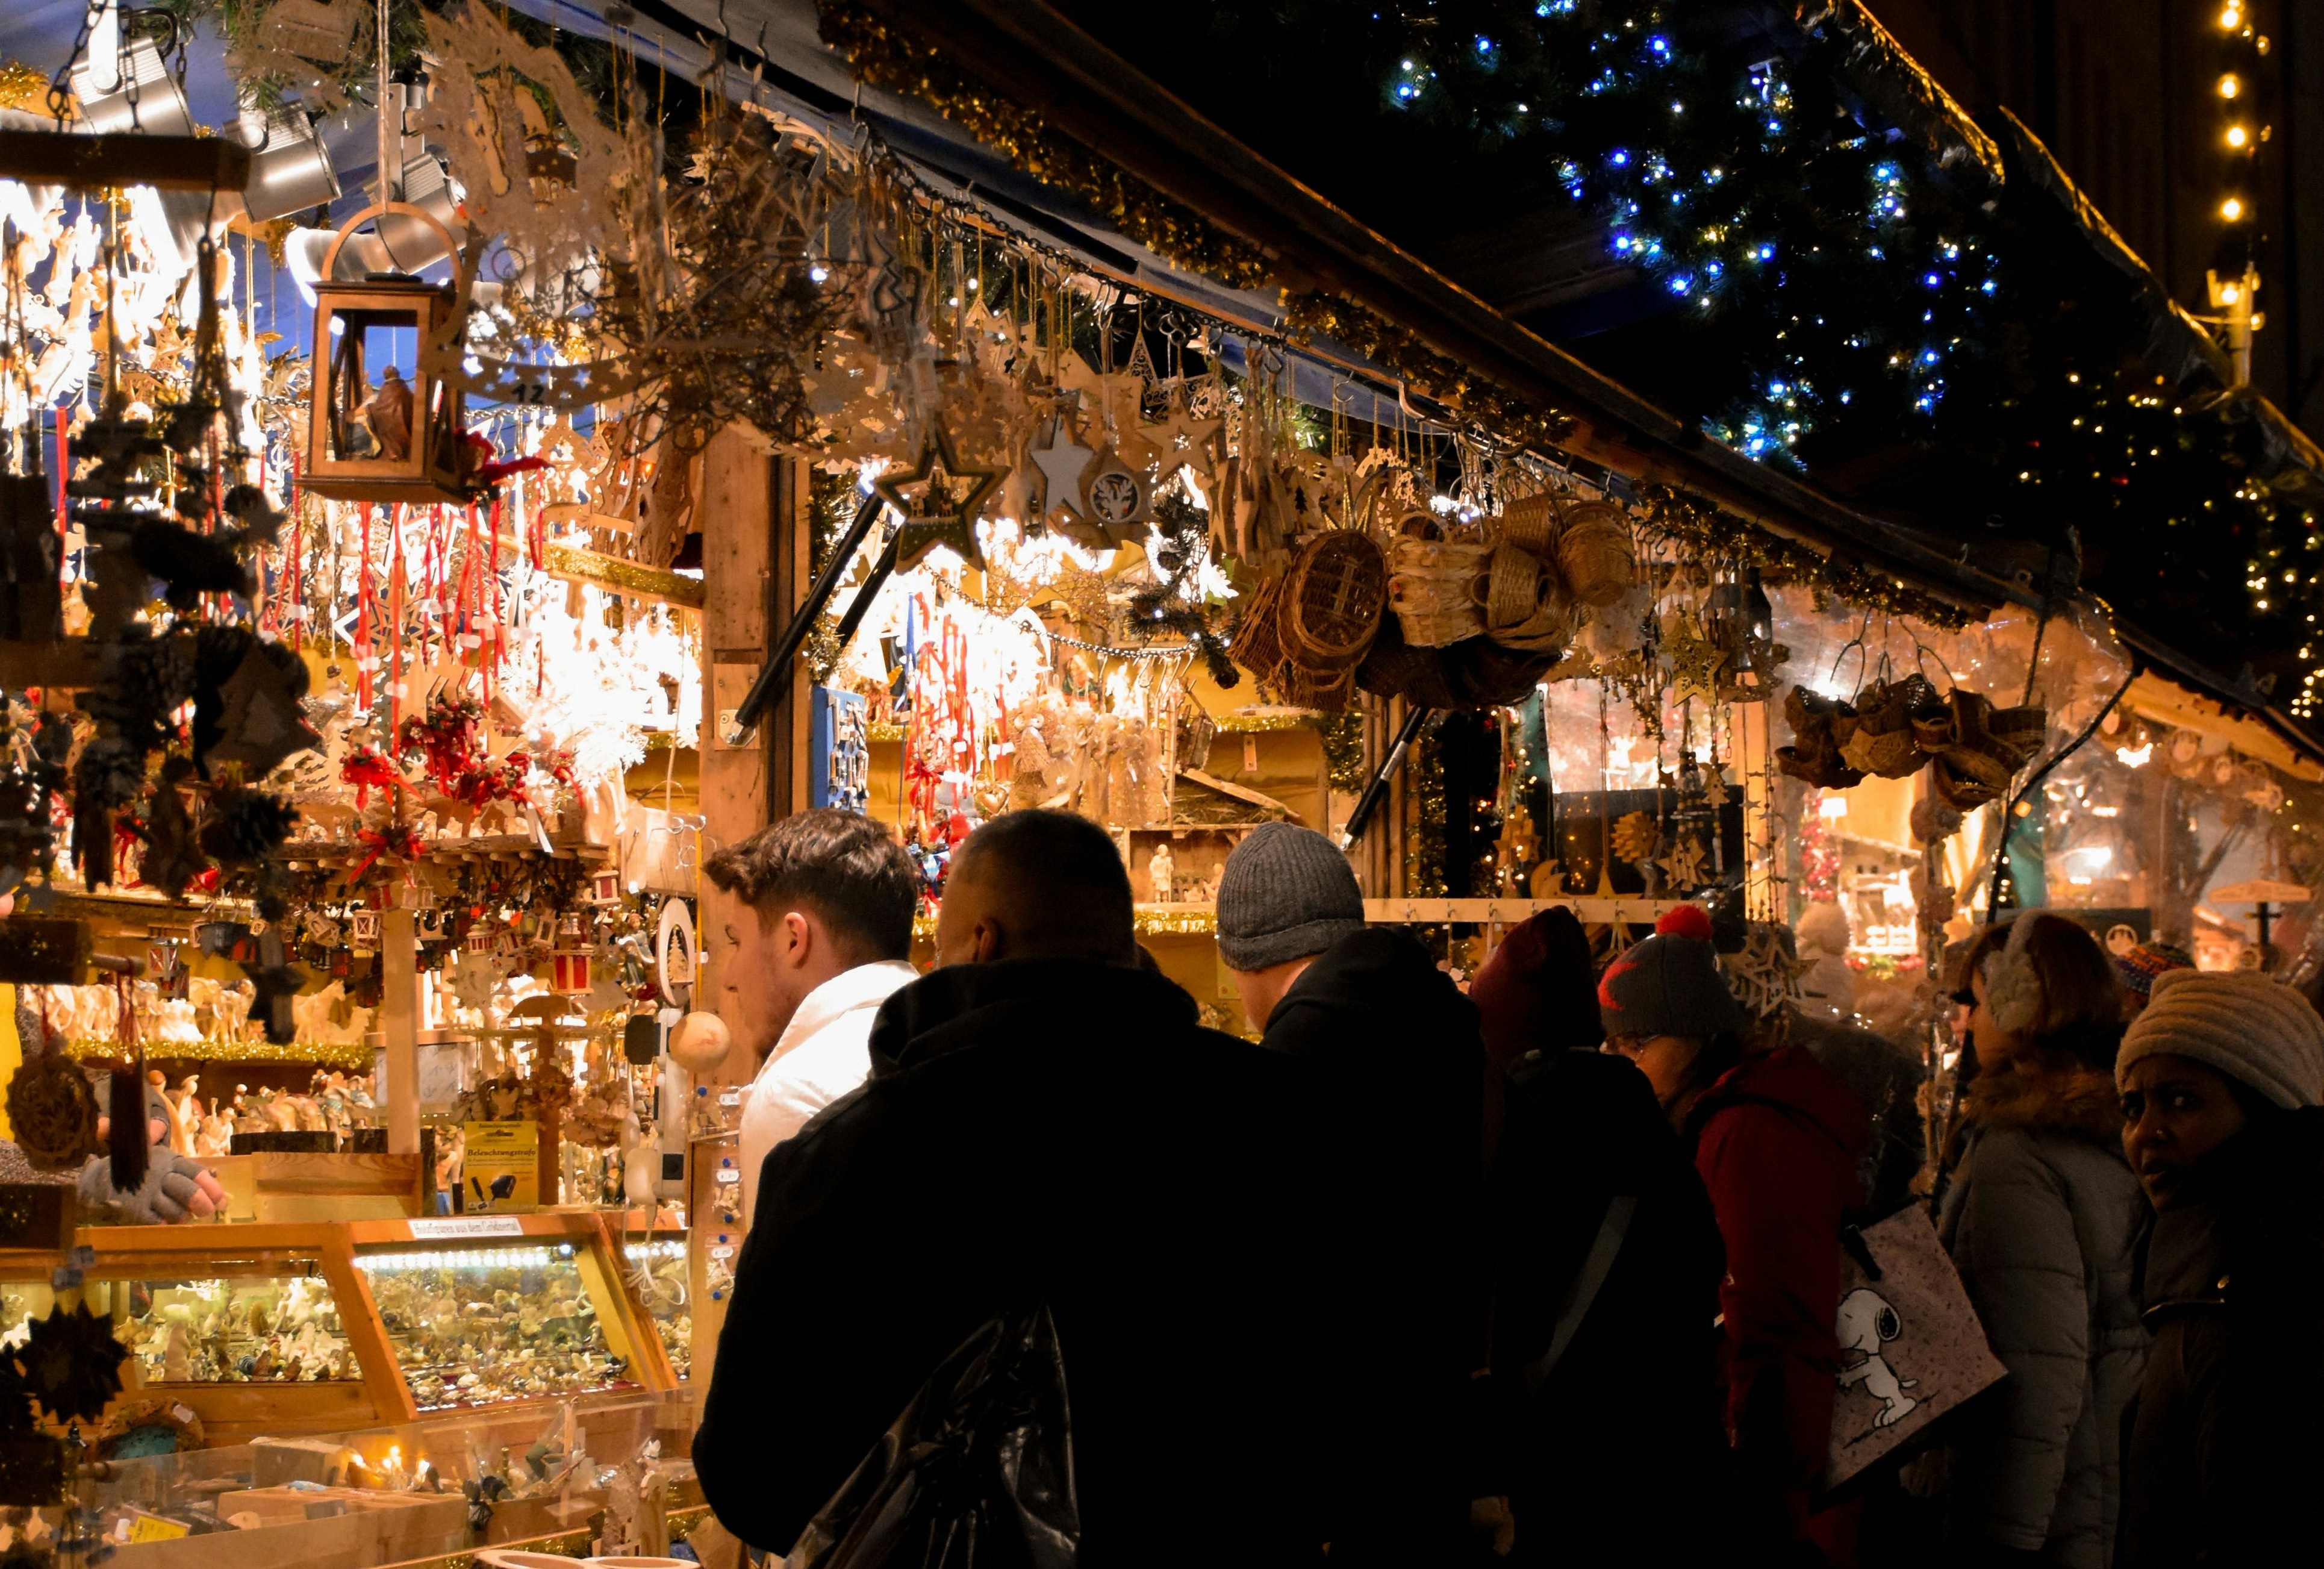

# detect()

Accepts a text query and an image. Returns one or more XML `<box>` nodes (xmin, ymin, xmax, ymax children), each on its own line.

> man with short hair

<box><xmin>695</xmin><ymin>809</ymin><xmax>1341</xmax><ymax>1565</ymax></box>
<box><xmin>1215</xmin><ymin>821</ymin><xmax>1486</xmax><ymax>1562</ymax></box>
<box><xmin>702</xmin><ymin>808</ymin><xmax>921</xmax><ymax>1230</ymax></box>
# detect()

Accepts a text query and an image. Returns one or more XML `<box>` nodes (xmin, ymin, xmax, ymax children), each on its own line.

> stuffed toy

<box><xmin>77</xmin><ymin>1071</ymin><xmax>228</xmax><ymax>1223</ymax></box>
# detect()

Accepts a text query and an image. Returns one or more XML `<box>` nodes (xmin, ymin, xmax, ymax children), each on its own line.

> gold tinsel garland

<box><xmin>1632</xmin><ymin>485</ymin><xmax>1980</xmax><ymax>631</ymax></box>
<box><xmin>62</xmin><ymin>1036</ymin><xmax>375</xmax><ymax>1068</ymax></box>
<box><xmin>816</xmin><ymin>3</ymin><xmax>1276</xmax><ymax>293</ymax></box>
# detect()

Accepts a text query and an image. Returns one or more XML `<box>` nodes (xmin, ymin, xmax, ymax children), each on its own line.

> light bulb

<box><xmin>2222</xmin><ymin>196</ymin><xmax>2247</xmax><ymax>220</ymax></box>
<box><xmin>2219</xmin><ymin>73</ymin><xmax>2242</xmax><ymax>98</ymax></box>
<box><xmin>2227</xmin><ymin>123</ymin><xmax>2249</xmax><ymax>148</ymax></box>
<box><xmin>2220</xmin><ymin>2</ymin><xmax>2241</xmax><ymax>24</ymax></box>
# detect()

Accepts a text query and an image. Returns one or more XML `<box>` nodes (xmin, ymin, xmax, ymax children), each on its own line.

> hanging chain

<box><xmin>47</xmin><ymin>0</ymin><xmax>110</xmax><ymax>130</ymax></box>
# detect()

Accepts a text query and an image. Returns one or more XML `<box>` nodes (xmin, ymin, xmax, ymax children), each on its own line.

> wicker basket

<box><xmin>1481</xmin><ymin>544</ymin><xmax>1574</xmax><ymax>653</ymax></box>
<box><xmin>1280</xmin><ymin>530</ymin><xmax>1387</xmax><ymax>673</ymax></box>
<box><xmin>1498</xmin><ymin>493</ymin><xmax>1562</xmax><ymax>555</ymax></box>
<box><xmin>1388</xmin><ymin>537</ymin><xmax>1491</xmax><ymax>647</ymax></box>
<box><xmin>1229</xmin><ymin>570</ymin><xmax>1289</xmax><ymax>679</ymax></box>
<box><xmin>1556</xmin><ymin>500</ymin><xmax>1636</xmax><ymax>606</ymax></box>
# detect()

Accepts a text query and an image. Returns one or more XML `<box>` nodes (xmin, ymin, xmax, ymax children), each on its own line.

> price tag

<box><xmin>709</xmin><ymin>1244</ymin><xmax>735</xmax><ymax>1261</ymax></box>
<box><xmin>714</xmin><ymin>1167</ymin><xmax>740</xmax><ymax>1185</ymax></box>
<box><xmin>717</xmin><ymin>1089</ymin><xmax>741</xmax><ymax>1108</ymax></box>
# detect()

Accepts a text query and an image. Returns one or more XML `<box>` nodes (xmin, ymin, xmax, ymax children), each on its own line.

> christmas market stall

<box><xmin>0</xmin><ymin>0</ymin><xmax>2321</xmax><ymax>1561</ymax></box>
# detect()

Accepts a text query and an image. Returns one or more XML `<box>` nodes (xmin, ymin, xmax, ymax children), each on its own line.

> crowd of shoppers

<box><xmin>693</xmin><ymin>806</ymin><xmax>2324</xmax><ymax>1567</ymax></box>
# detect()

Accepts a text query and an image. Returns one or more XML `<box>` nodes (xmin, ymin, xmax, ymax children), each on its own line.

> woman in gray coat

<box><xmin>1938</xmin><ymin>913</ymin><xmax>2148</xmax><ymax>1568</ymax></box>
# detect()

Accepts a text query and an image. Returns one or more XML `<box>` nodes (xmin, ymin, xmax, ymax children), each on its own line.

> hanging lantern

<box><xmin>304</xmin><ymin>201</ymin><xmax>474</xmax><ymax>505</ymax></box>
<box><xmin>587</xmin><ymin>867</ymin><xmax>623</xmax><ymax>906</ymax></box>
<box><xmin>550</xmin><ymin>914</ymin><xmax>593</xmax><ymax>994</ymax></box>
<box><xmin>349</xmin><ymin>907</ymin><xmax>382</xmax><ymax>951</ymax></box>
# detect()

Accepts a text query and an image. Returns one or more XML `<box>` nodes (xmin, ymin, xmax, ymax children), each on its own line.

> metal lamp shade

<box><xmin>238</xmin><ymin>105</ymin><xmax>340</xmax><ymax>223</ymax></box>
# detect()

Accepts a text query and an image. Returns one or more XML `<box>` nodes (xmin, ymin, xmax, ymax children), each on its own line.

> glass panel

<box><xmin>122</xmin><ymin>1273</ymin><xmax>355</xmax><ymax>1383</ymax></box>
<box><xmin>325</xmin><ymin>307</ymin><xmax>420</xmax><ymax>462</ymax></box>
<box><xmin>623</xmin><ymin>1238</ymin><xmax>690</xmax><ymax>1381</ymax></box>
<box><xmin>356</xmin><ymin>1243</ymin><xmax>635</xmax><ymax>1410</ymax></box>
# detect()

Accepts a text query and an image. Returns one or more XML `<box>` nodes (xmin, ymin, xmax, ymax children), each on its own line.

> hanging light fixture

<box><xmin>236</xmin><ymin>101</ymin><xmax>340</xmax><ymax>223</ymax></box>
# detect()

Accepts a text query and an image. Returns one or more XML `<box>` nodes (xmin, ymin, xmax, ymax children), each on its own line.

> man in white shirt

<box><xmin>703</xmin><ymin>809</ymin><xmax>922</xmax><ymax>1230</ymax></box>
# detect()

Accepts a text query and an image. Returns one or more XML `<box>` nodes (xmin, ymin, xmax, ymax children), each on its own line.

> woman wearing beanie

<box><xmin>2115</xmin><ymin>968</ymin><xmax>2324</xmax><ymax>1568</ymax></box>
<box><xmin>1937</xmin><ymin>912</ymin><xmax>2146</xmax><ymax>1569</ymax></box>
<box><xmin>1600</xmin><ymin>905</ymin><xmax>1869</xmax><ymax>1564</ymax></box>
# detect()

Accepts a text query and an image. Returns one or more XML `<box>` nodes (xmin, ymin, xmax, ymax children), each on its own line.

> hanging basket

<box><xmin>1388</xmin><ymin>537</ymin><xmax>1491</xmax><ymax>647</ymax></box>
<box><xmin>1497</xmin><ymin>493</ymin><xmax>1562</xmax><ymax>555</ymax></box>
<box><xmin>1480</xmin><ymin>544</ymin><xmax>1574</xmax><ymax>653</ymax></box>
<box><xmin>1555</xmin><ymin>500</ymin><xmax>1637</xmax><ymax>607</ymax></box>
<box><xmin>1229</xmin><ymin>570</ymin><xmax>1289</xmax><ymax>679</ymax></box>
<box><xmin>1280</xmin><ymin>529</ymin><xmax>1388</xmax><ymax>672</ymax></box>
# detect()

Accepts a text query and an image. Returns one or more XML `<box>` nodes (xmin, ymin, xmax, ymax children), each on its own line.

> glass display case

<box><xmin>354</xmin><ymin>1240</ymin><xmax>637</xmax><ymax>1411</ymax></box>
<box><xmin>0</xmin><ymin>1214</ymin><xmax>679</xmax><ymax>1451</ymax></box>
<box><xmin>621</xmin><ymin>1237</ymin><xmax>691</xmax><ymax>1381</ymax></box>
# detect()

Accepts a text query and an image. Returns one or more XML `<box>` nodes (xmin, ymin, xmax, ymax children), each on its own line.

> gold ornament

<box><xmin>873</xmin><ymin>425</ymin><xmax>1008</xmax><ymax>570</ymax></box>
<box><xmin>1611</xmin><ymin>809</ymin><xmax>1660</xmax><ymax>865</ymax></box>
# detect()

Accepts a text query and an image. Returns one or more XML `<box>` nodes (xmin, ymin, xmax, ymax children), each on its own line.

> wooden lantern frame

<box><xmin>304</xmin><ymin>202</ymin><xmax>473</xmax><ymax>505</ymax></box>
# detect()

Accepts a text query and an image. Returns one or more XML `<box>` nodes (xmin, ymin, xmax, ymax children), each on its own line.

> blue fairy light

<box><xmin>1923</xmin><ymin>272</ymin><xmax>1942</xmax><ymax>288</ymax></box>
<box><xmin>1669</xmin><ymin>273</ymin><xmax>1695</xmax><ymax>295</ymax></box>
<box><xmin>1608</xmin><ymin>148</ymin><xmax>1629</xmax><ymax>166</ymax></box>
<box><xmin>1648</xmin><ymin>35</ymin><xmax>1671</xmax><ymax>55</ymax></box>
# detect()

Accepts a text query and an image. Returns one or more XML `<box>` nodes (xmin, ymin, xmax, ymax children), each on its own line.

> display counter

<box><xmin>0</xmin><ymin>1213</ymin><xmax>682</xmax><ymax>1449</ymax></box>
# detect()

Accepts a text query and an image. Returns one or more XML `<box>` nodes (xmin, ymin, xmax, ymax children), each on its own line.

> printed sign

<box><xmin>1824</xmin><ymin>1206</ymin><xmax>2007</xmax><ymax>1491</ymax></box>
<box><xmin>408</xmin><ymin>1215</ymin><xmax>526</xmax><ymax>1240</ymax></box>
<box><xmin>460</xmin><ymin>1121</ymin><xmax>540</xmax><ymax>1212</ymax></box>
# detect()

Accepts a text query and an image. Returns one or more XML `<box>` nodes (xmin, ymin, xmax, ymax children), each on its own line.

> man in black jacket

<box><xmin>1214</xmin><ymin>822</ymin><xmax>1485</xmax><ymax>1562</ymax></box>
<box><xmin>694</xmin><ymin>809</ymin><xmax>1340</xmax><ymax>1565</ymax></box>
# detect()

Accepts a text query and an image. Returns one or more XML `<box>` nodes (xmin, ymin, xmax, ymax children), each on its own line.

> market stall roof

<box><xmin>652</xmin><ymin>0</ymin><xmax>2324</xmax><ymax>771</ymax></box>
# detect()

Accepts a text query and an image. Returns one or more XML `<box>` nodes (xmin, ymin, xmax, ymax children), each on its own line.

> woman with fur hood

<box><xmin>1937</xmin><ymin>912</ymin><xmax>2148</xmax><ymax>1568</ymax></box>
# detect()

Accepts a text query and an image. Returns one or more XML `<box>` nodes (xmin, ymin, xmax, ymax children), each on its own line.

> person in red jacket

<box><xmin>1600</xmin><ymin>905</ymin><xmax>1871</xmax><ymax>1564</ymax></box>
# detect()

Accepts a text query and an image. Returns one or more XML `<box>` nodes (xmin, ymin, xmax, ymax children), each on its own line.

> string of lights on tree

<box><xmin>836</xmin><ymin>0</ymin><xmax>2324</xmax><ymax>712</ymax></box>
<box><xmin>1355</xmin><ymin>0</ymin><xmax>2324</xmax><ymax>711</ymax></box>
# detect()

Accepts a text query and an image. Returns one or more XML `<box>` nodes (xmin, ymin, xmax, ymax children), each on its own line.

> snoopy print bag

<box><xmin>1822</xmin><ymin>1205</ymin><xmax>2006</xmax><ymax>1491</ymax></box>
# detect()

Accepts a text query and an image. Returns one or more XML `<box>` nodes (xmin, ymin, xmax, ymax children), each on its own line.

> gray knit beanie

<box><xmin>1215</xmin><ymin>822</ymin><xmax>1367</xmax><ymax>971</ymax></box>
<box><xmin>2117</xmin><ymin>967</ymin><xmax>2324</xmax><ymax>1109</ymax></box>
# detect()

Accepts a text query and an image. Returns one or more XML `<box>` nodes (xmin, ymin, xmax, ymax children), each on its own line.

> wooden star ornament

<box><xmin>873</xmin><ymin>426</ymin><xmax>1008</xmax><ymax>571</ymax></box>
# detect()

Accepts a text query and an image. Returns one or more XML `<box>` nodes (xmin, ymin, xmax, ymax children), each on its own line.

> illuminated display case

<box><xmin>621</xmin><ymin>1235</ymin><xmax>691</xmax><ymax>1382</ymax></box>
<box><xmin>0</xmin><ymin>1212</ymin><xmax>678</xmax><ymax>1449</ymax></box>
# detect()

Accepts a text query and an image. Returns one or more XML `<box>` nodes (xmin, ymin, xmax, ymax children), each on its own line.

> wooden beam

<box><xmin>0</xmin><ymin>130</ymin><xmax>251</xmax><ymax>191</ymax></box>
<box><xmin>770</xmin><ymin>456</ymin><xmax>812</xmax><ymax>819</ymax></box>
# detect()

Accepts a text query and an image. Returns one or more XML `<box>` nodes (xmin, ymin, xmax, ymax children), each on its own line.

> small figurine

<box><xmin>1147</xmin><ymin>843</ymin><xmax>1176</xmax><ymax>904</ymax></box>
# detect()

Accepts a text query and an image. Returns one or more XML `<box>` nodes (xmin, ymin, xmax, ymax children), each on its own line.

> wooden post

<box><xmin>380</xmin><ymin>894</ymin><xmax>419</xmax><ymax>1157</ymax></box>
<box><xmin>1736</xmin><ymin>699</ymin><xmax>1777</xmax><ymax>922</ymax></box>
<box><xmin>694</xmin><ymin>429</ymin><xmax>809</xmax><ymax>1096</ymax></box>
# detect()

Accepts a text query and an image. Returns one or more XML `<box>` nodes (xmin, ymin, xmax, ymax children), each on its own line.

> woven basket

<box><xmin>1989</xmin><ymin>703</ymin><xmax>2049</xmax><ymax>768</ymax></box>
<box><xmin>1556</xmin><ymin>500</ymin><xmax>1636</xmax><ymax>606</ymax></box>
<box><xmin>1280</xmin><ymin>530</ymin><xmax>1387</xmax><ymax>672</ymax></box>
<box><xmin>1388</xmin><ymin>538</ymin><xmax>1490</xmax><ymax>647</ymax></box>
<box><xmin>1229</xmin><ymin>570</ymin><xmax>1289</xmax><ymax>678</ymax></box>
<box><xmin>1498</xmin><ymin>493</ymin><xmax>1562</xmax><ymax>555</ymax></box>
<box><xmin>1481</xmin><ymin>544</ymin><xmax>1574</xmax><ymax>653</ymax></box>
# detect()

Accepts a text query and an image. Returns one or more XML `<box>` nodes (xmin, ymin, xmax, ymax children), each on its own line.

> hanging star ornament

<box><xmin>1030</xmin><ymin>418</ymin><xmax>1096</xmax><ymax>522</ymax></box>
<box><xmin>873</xmin><ymin>426</ymin><xmax>1007</xmax><ymax>571</ymax></box>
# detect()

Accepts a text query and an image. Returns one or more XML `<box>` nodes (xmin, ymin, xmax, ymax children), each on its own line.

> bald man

<box><xmin>696</xmin><ymin>811</ymin><xmax>1348</xmax><ymax>1565</ymax></box>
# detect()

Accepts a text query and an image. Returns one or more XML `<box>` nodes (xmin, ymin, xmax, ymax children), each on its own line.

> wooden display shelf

<box><xmin>0</xmin><ymin>1211</ymin><xmax>680</xmax><ymax>1448</ymax></box>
